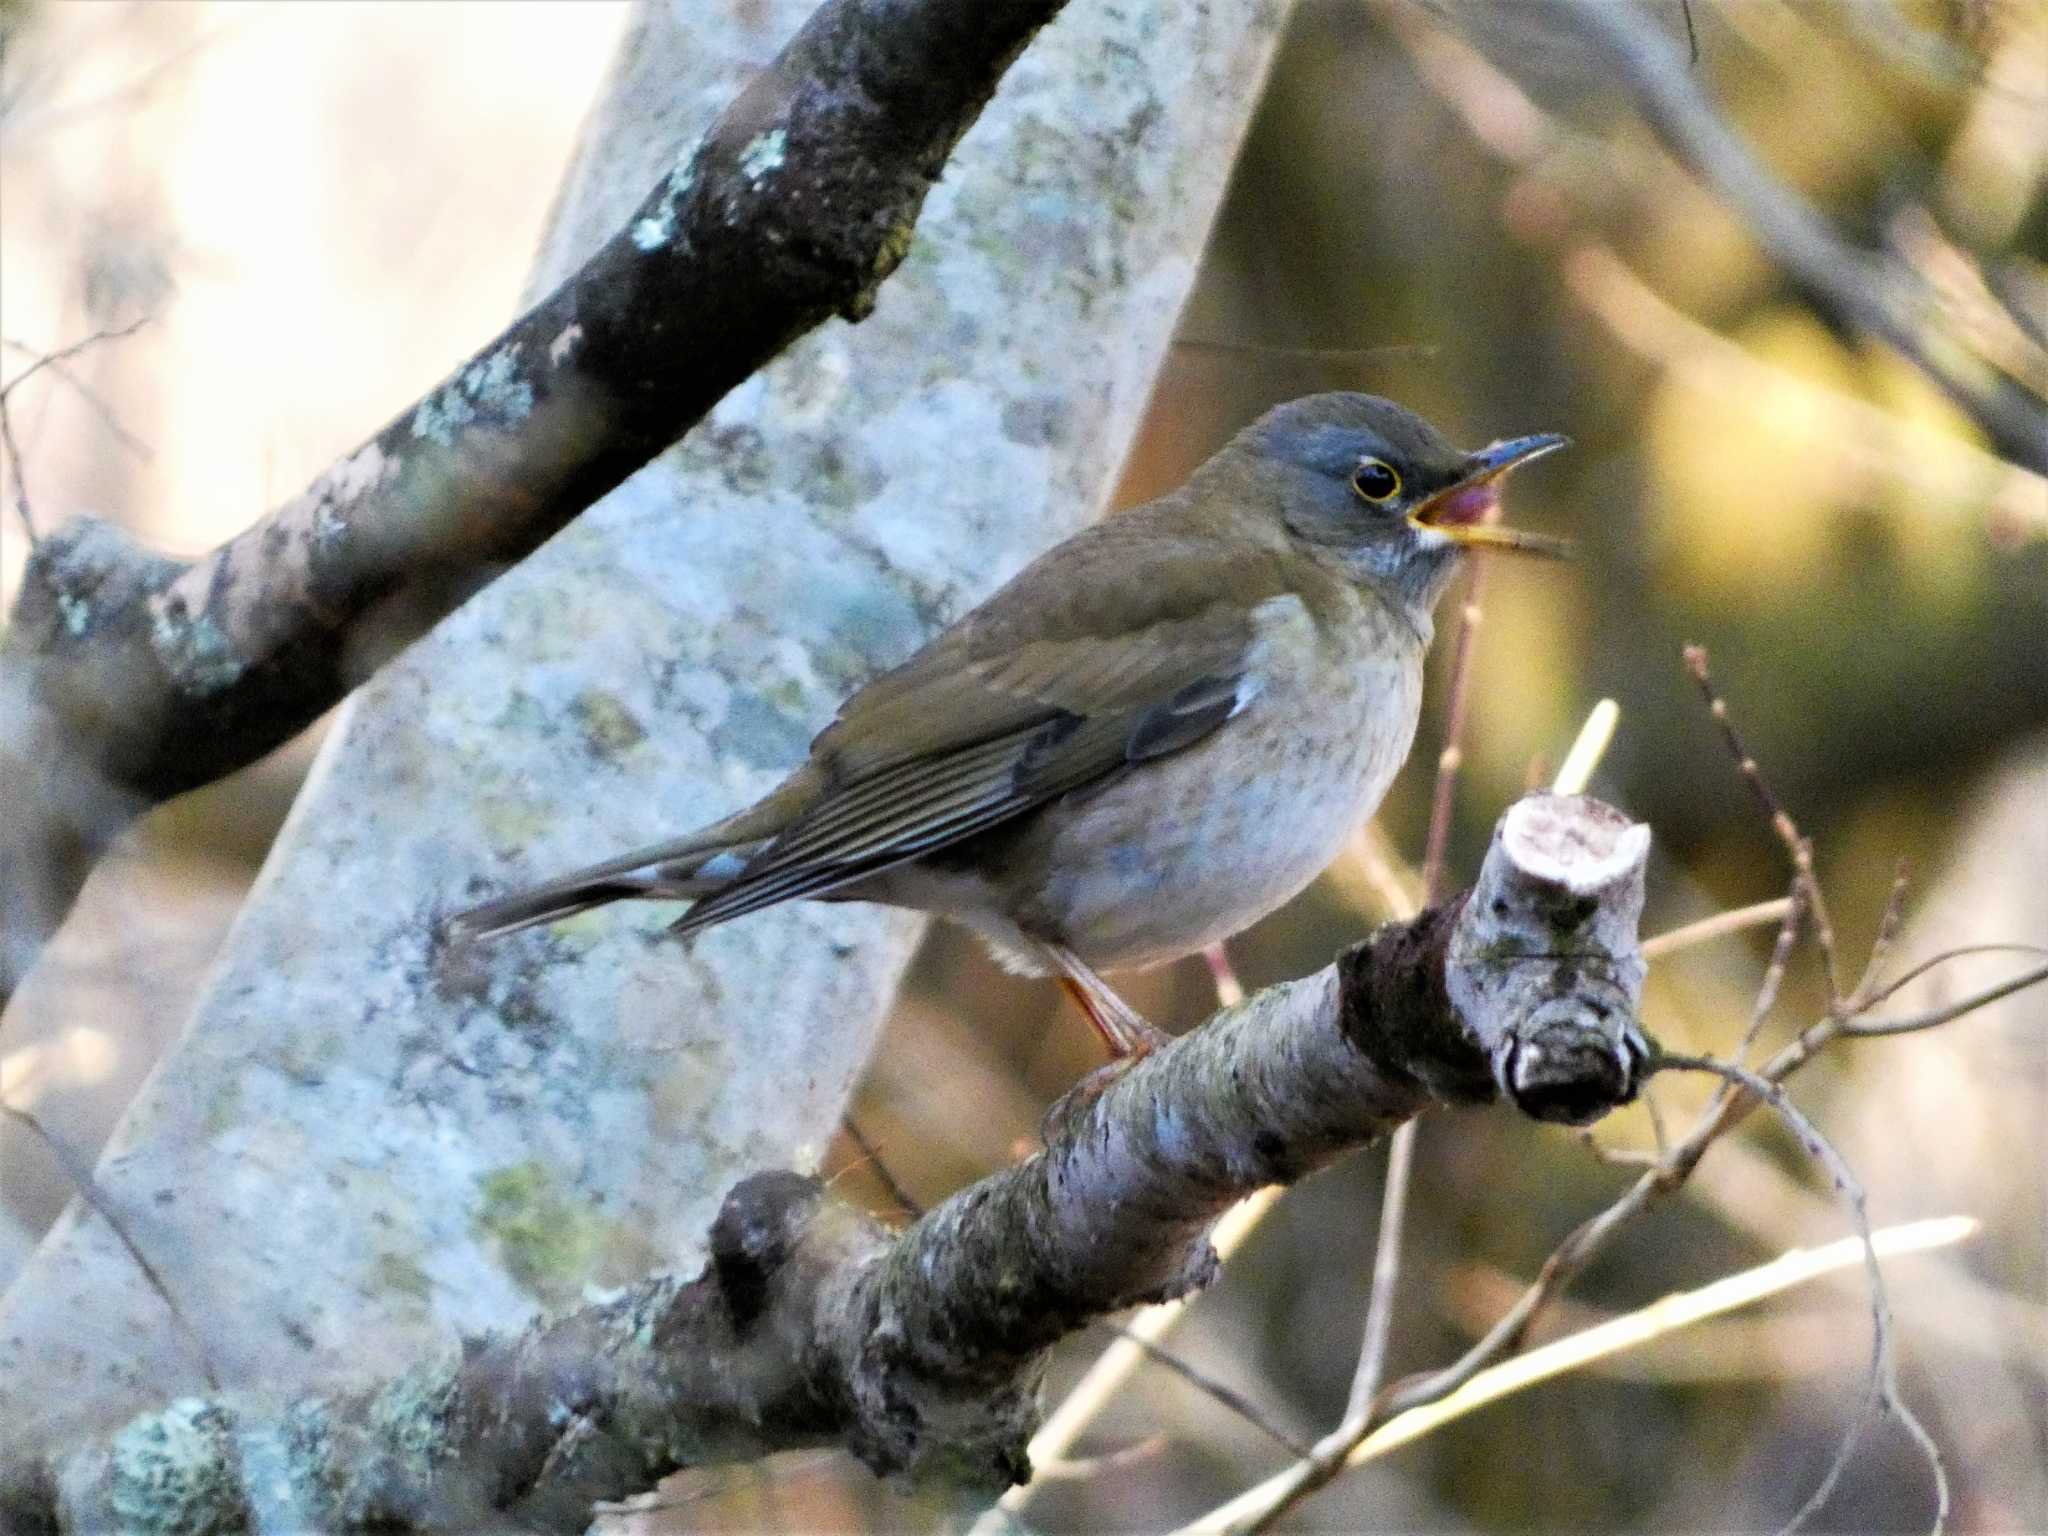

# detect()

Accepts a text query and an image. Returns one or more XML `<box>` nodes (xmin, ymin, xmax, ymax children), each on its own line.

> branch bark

<box><xmin>2</xmin><ymin>794</ymin><xmax>1652</xmax><ymax>1535</ymax></box>
<box><xmin>0</xmin><ymin>0</ymin><xmax>1069</xmax><ymax>1004</ymax></box>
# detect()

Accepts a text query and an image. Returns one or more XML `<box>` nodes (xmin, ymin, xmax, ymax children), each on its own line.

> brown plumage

<box><xmin>447</xmin><ymin>394</ymin><xmax>1567</xmax><ymax>1054</ymax></box>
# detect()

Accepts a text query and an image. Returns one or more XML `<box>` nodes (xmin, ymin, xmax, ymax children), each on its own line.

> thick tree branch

<box><xmin>0</xmin><ymin>794</ymin><xmax>1651</xmax><ymax>1533</ymax></box>
<box><xmin>0</xmin><ymin>0</ymin><xmax>1068</xmax><ymax>1004</ymax></box>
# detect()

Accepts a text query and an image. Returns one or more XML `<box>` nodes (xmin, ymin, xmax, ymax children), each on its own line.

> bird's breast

<box><xmin>994</xmin><ymin>595</ymin><xmax>1425</xmax><ymax>972</ymax></box>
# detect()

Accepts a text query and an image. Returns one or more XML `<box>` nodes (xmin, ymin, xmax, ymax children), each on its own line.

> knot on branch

<box><xmin>710</xmin><ymin>1170</ymin><xmax>828</xmax><ymax>1331</ymax></box>
<box><xmin>1449</xmin><ymin>794</ymin><xmax>1651</xmax><ymax>1124</ymax></box>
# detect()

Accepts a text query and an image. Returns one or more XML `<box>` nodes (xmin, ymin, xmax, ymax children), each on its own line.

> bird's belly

<box><xmin>1015</xmin><ymin>664</ymin><xmax>1419</xmax><ymax>972</ymax></box>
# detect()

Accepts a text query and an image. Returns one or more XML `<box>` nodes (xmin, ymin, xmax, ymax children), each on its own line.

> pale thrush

<box><xmin>449</xmin><ymin>393</ymin><xmax>1567</xmax><ymax>1054</ymax></box>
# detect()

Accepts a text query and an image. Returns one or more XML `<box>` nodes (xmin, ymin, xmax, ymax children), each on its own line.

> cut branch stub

<box><xmin>1447</xmin><ymin>792</ymin><xmax>1651</xmax><ymax>1123</ymax></box>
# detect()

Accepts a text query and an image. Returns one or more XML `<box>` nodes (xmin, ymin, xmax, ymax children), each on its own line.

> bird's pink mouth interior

<box><xmin>1419</xmin><ymin>481</ymin><xmax>1498</xmax><ymax>528</ymax></box>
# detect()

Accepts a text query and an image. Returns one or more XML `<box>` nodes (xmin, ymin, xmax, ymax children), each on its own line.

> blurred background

<box><xmin>2</xmin><ymin>1</ymin><xmax>2042</xmax><ymax>1531</ymax></box>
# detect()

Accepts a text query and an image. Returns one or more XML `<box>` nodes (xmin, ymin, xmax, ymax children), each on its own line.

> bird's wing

<box><xmin>671</xmin><ymin>531</ymin><xmax>1302</xmax><ymax>934</ymax></box>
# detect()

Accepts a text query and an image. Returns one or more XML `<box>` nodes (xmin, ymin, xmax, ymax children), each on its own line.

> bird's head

<box><xmin>1225</xmin><ymin>392</ymin><xmax>1569</xmax><ymax>622</ymax></box>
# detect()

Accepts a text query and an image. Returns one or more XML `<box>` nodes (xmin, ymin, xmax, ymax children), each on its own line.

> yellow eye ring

<box><xmin>1351</xmin><ymin>458</ymin><xmax>1401</xmax><ymax>503</ymax></box>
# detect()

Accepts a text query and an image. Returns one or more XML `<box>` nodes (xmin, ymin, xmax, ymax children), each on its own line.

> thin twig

<box><xmin>1684</xmin><ymin>644</ymin><xmax>1844</xmax><ymax>1001</ymax></box>
<box><xmin>0</xmin><ymin>319</ymin><xmax>157</xmax><ymax>555</ymax></box>
<box><xmin>1331</xmin><ymin>821</ymin><xmax>1425</xmax><ymax>921</ymax></box>
<box><xmin>0</xmin><ymin>317</ymin><xmax>155</xmax><ymax>403</ymax></box>
<box><xmin>0</xmin><ymin>1101</ymin><xmax>220</xmax><ymax>1391</ymax></box>
<box><xmin>1653</xmin><ymin>1052</ymin><xmax>1948</xmax><ymax>1535</ymax></box>
<box><xmin>1105</xmin><ymin>1326</ymin><xmax>1308</xmax><ymax>1458</ymax></box>
<box><xmin>1344</xmin><ymin>1117</ymin><xmax>1416</xmax><ymax>1423</ymax></box>
<box><xmin>1842</xmin><ymin>958</ymin><xmax>2048</xmax><ymax>1038</ymax></box>
<box><xmin>1846</xmin><ymin>860</ymin><xmax>1912</xmax><ymax>1013</ymax></box>
<box><xmin>1560</xmin><ymin>244</ymin><xmax>2047</xmax><ymax>542</ymax></box>
<box><xmin>0</xmin><ymin>392</ymin><xmax>33</xmax><ymax>545</ymax></box>
<box><xmin>1859</xmin><ymin>942</ymin><xmax>2048</xmax><ymax>1012</ymax></box>
<box><xmin>1419</xmin><ymin>581</ymin><xmax>1490</xmax><ymax>902</ymax></box>
<box><xmin>1033</xmin><ymin>1435</ymin><xmax>1170</xmax><ymax>1482</ymax></box>
<box><xmin>1556</xmin><ymin>0</ymin><xmax>2048</xmax><ymax>474</ymax></box>
<box><xmin>0</xmin><ymin>337</ymin><xmax>154</xmax><ymax>460</ymax></box>
<box><xmin>1640</xmin><ymin>895</ymin><xmax>1797</xmax><ymax>961</ymax></box>
<box><xmin>1551</xmin><ymin>698</ymin><xmax>1619</xmax><ymax>798</ymax></box>
<box><xmin>1176</xmin><ymin>1216</ymin><xmax>1975</xmax><ymax>1534</ymax></box>
<box><xmin>838</xmin><ymin>1114</ymin><xmax>924</xmax><ymax>1220</ymax></box>
<box><xmin>1170</xmin><ymin>337</ymin><xmax>1438</xmax><ymax>366</ymax></box>
<box><xmin>1170</xmin><ymin>738</ymin><xmax>2005</xmax><ymax>1533</ymax></box>
<box><xmin>1734</xmin><ymin>883</ymin><xmax>1807</xmax><ymax>1065</ymax></box>
<box><xmin>985</xmin><ymin>1188</ymin><xmax>1285</xmax><ymax>1530</ymax></box>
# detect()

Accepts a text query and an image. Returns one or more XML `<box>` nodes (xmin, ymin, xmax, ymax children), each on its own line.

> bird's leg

<box><xmin>1039</xmin><ymin>947</ymin><xmax>1172</xmax><ymax>1142</ymax></box>
<box><xmin>1048</xmin><ymin>946</ymin><xmax>1170</xmax><ymax>1059</ymax></box>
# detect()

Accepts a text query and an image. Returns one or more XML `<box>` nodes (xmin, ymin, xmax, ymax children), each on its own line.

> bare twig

<box><xmin>1384</xmin><ymin>0</ymin><xmax>2048</xmax><ymax>529</ymax></box>
<box><xmin>1859</xmin><ymin>942</ymin><xmax>2048</xmax><ymax>1012</ymax></box>
<box><xmin>1641</xmin><ymin>895</ymin><xmax>1797</xmax><ymax>961</ymax></box>
<box><xmin>1344</xmin><ymin>1116</ymin><xmax>1417</xmax><ymax>1423</ymax></box>
<box><xmin>1331</xmin><ymin>820</ymin><xmax>1426</xmax><ymax>920</ymax></box>
<box><xmin>1734</xmin><ymin>883</ymin><xmax>1807</xmax><ymax>1065</ymax></box>
<box><xmin>1351</xmin><ymin>484</ymin><xmax>1513</xmax><ymax>1422</ymax></box>
<box><xmin>1418</xmin><ymin>582</ymin><xmax>1489</xmax><ymax>902</ymax></box>
<box><xmin>1104</xmin><ymin>1326</ymin><xmax>1308</xmax><ymax>1458</ymax></box>
<box><xmin>987</xmin><ymin>1188</ymin><xmax>1285</xmax><ymax>1532</ymax></box>
<box><xmin>1170</xmin><ymin>337</ymin><xmax>1438</xmax><ymax>367</ymax></box>
<box><xmin>0</xmin><ymin>337</ymin><xmax>154</xmax><ymax>460</ymax></box>
<box><xmin>1177</xmin><ymin>1218</ymin><xmax>1975</xmax><ymax>1533</ymax></box>
<box><xmin>1032</xmin><ymin>1435</ymin><xmax>1169</xmax><ymax>1482</ymax></box>
<box><xmin>0</xmin><ymin>391</ymin><xmax>33</xmax><ymax>546</ymax></box>
<box><xmin>0</xmin><ymin>318</ymin><xmax>155</xmax><ymax>404</ymax></box>
<box><xmin>1841</xmin><ymin>958</ymin><xmax>2048</xmax><ymax>1039</ymax></box>
<box><xmin>0</xmin><ymin>1102</ymin><xmax>219</xmax><ymax>1391</ymax></box>
<box><xmin>1203</xmin><ymin>942</ymin><xmax>1247</xmax><ymax>1009</ymax></box>
<box><xmin>838</xmin><ymin>1114</ymin><xmax>925</xmax><ymax>1220</ymax></box>
<box><xmin>1558</xmin><ymin>244</ymin><xmax>2047</xmax><ymax>541</ymax></box>
<box><xmin>1653</xmin><ymin>1052</ymin><xmax>1948</xmax><ymax>1535</ymax></box>
<box><xmin>1846</xmin><ymin>860</ymin><xmax>1913</xmax><ymax>1011</ymax></box>
<box><xmin>1684</xmin><ymin>644</ymin><xmax>1844</xmax><ymax>1001</ymax></box>
<box><xmin>1551</xmin><ymin>698</ymin><xmax>1619</xmax><ymax>799</ymax></box>
<box><xmin>1167</xmin><ymin>658</ymin><xmax>2009</xmax><ymax>1532</ymax></box>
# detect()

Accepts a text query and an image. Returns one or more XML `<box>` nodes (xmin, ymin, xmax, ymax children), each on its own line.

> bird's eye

<box><xmin>1351</xmin><ymin>458</ymin><xmax>1401</xmax><ymax>503</ymax></box>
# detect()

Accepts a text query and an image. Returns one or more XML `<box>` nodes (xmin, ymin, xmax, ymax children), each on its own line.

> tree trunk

<box><xmin>0</xmin><ymin>0</ymin><xmax>1289</xmax><ymax>1453</ymax></box>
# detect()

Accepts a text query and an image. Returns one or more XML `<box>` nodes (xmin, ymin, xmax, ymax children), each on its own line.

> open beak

<box><xmin>1409</xmin><ymin>433</ymin><xmax>1572</xmax><ymax>558</ymax></box>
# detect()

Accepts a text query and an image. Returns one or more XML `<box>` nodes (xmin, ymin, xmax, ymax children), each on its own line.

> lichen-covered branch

<box><xmin>0</xmin><ymin>0</ymin><xmax>1069</xmax><ymax>1003</ymax></box>
<box><xmin>1</xmin><ymin>793</ymin><xmax>1650</xmax><ymax>1534</ymax></box>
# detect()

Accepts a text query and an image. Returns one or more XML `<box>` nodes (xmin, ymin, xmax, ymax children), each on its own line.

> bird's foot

<box><xmin>1055</xmin><ymin>964</ymin><xmax>1169</xmax><ymax>1059</ymax></box>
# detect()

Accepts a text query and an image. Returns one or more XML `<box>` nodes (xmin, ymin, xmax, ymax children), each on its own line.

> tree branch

<box><xmin>0</xmin><ymin>0</ymin><xmax>1069</xmax><ymax>1005</ymax></box>
<box><xmin>1551</xmin><ymin>0</ymin><xmax>2048</xmax><ymax>476</ymax></box>
<box><xmin>0</xmin><ymin>793</ymin><xmax>1651</xmax><ymax>1533</ymax></box>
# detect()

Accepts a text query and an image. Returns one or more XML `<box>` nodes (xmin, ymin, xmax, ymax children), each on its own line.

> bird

<box><xmin>446</xmin><ymin>393</ymin><xmax>1567</xmax><ymax>1059</ymax></box>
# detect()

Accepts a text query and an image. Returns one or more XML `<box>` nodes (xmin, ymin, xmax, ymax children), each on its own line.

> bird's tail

<box><xmin>443</xmin><ymin>787</ymin><xmax>807</xmax><ymax>943</ymax></box>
